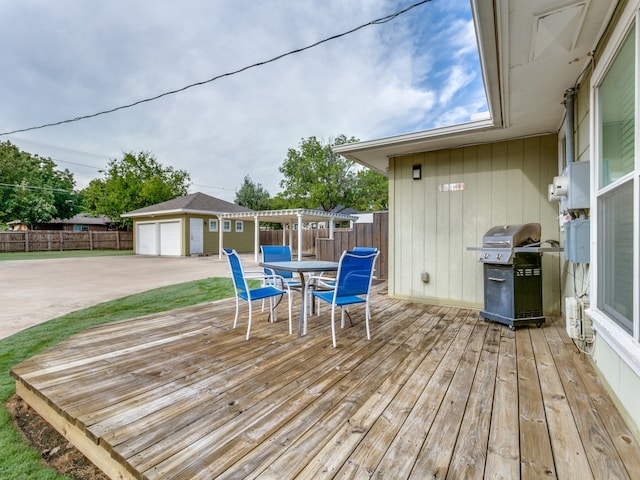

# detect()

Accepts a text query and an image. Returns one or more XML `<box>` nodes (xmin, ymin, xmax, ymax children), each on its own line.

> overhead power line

<box><xmin>0</xmin><ymin>182</ymin><xmax>76</xmax><ymax>194</ymax></box>
<box><xmin>0</xmin><ymin>0</ymin><xmax>431</xmax><ymax>137</ymax></box>
<box><xmin>192</xmin><ymin>183</ymin><xmax>236</xmax><ymax>192</ymax></box>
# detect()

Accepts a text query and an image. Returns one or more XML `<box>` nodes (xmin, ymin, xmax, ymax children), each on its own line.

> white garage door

<box><xmin>137</xmin><ymin>223</ymin><xmax>157</xmax><ymax>255</ymax></box>
<box><xmin>159</xmin><ymin>221</ymin><xmax>181</xmax><ymax>256</ymax></box>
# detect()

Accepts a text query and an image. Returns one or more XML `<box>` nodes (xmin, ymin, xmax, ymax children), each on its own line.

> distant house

<box><xmin>121</xmin><ymin>192</ymin><xmax>254</xmax><ymax>256</ymax></box>
<box><xmin>312</xmin><ymin>205</ymin><xmax>359</xmax><ymax>229</ymax></box>
<box><xmin>7</xmin><ymin>214</ymin><xmax>114</xmax><ymax>232</ymax></box>
<box><xmin>40</xmin><ymin>214</ymin><xmax>114</xmax><ymax>231</ymax></box>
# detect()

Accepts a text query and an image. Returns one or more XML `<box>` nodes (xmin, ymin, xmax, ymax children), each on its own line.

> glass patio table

<box><xmin>258</xmin><ymin>260</ymin><xmax>339</xmax><ymax>337</ymax></box>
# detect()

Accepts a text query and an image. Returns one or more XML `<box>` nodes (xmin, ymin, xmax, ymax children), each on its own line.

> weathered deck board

<box><xmin>149</xmin><ymin>300</ymin><xmax>421</xmax><ymax>479</ymax></box>
<box><xmin>542</xmin><ymin>324</ymin><xmax>635</xmax><ymax>479</ymax></box>
<box><xmin>11</xmin><ymin>284</ymin><xmax>640</xmax><ymax>480</ymax></box>
<box><xmin>516</xmin><ymin>329</ymin><xmax>556</xmax><ymax>479</ymax></box>
<box><xmin>484</xmin><ymin>326</ymin><xmax>520</xmax><ymax>479</ymax></box>
<box><xmin>530</xmin><ymin>326</ymin><xmax>593</xmax><ymax>479</ymax></box>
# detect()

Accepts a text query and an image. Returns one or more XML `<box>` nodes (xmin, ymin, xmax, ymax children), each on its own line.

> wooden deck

<box><xmin>11</xmin><ymin>283</ymin><xmax>640</xmax><ymax>480</ymax></box>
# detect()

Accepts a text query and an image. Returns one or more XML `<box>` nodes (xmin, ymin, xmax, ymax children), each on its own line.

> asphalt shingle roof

<box><xmin>123</xmin><ymin>192</ymin><xmax>253</xmax><ymax>216</ymax></box>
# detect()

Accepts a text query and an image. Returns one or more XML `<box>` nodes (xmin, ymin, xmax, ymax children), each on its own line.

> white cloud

<box><xmin>439</xmin><ymin>64</ymin><xmax>477</xmax><ymax>106</ymax></box>
<box><xmin>1</xmin><ymin>0</ymin><xmax>486</xmax><ymax>201</ymax></box>
<box><xmin>447</xmin><ymin>19</ymin><xmax>479</xmax><ymax>58</ymax></box>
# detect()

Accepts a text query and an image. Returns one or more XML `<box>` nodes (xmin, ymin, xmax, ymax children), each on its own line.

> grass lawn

<box><xmin>0</xmin><ymin>277</ymin><xmax>237</xmax><ymax>479</ymax></box>
<box><xmin>0</xmin><ymin>250</ymin><xmax>134</xmax><ymax>261</ymax></box>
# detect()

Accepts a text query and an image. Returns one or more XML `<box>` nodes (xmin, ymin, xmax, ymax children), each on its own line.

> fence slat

<box><xmin>0</xmin><ymin>231</ymin><xmax>133</xmax><ymax>252</ymax></box>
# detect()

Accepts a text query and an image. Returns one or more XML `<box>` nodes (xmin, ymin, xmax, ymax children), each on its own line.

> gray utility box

<box><xmin>564</xmin><ymin>218</ymin><xmax>590</xmax><ymax>264</ymax></box>
<box><xmin>560</xmin><ymin>161</ymin><xmax>590</xmax><ymax>211</ymax></box>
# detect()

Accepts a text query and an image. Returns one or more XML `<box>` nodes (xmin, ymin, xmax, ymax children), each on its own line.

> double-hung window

<box><xmin>591</xmin><ymin>3</ymin><xmax>640</xmax><ymax>373</ymax></box>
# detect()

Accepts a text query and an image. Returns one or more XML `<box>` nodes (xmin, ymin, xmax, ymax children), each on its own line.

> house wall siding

<box><xmin>576</xmin><ymin>68</ymin><xmax>592</xmax><ymax>164</ymax></box>
<box><xmin>389</xmin><ymin>135</ymin><xmax>561</xmax><ymax>312</ymax></box>
<box><xmin>575</xmin><ymin>0</ymin><xmax>640</xmax><ymax>440</ymax></box>
<box><xmin>219</xmin><ymin>220</ymin><xmax>255</xmax><ymax>253</ymax></box>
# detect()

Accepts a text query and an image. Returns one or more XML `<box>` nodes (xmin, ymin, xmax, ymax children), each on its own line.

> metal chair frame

<box><xmin>223</xmin><ymin>248</ymin><xmax>292</xmax><ymax>340</ymax></box>
<box><xmin>307</xmin><ymin>250</ymin><xmax>379</xmax><ymax>347</ymax></box>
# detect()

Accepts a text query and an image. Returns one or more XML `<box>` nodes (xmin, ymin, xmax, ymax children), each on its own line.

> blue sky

<box><xmin>0</xmin><ymin>0</ymin><xmax>486</xmax><ymax>202</ymax></box>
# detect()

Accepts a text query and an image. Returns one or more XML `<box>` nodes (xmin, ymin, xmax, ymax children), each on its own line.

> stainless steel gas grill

<box><xmin>476</xmin><ymin>223</ymin><xmax>545</xmax><ymax>330</ymax></box>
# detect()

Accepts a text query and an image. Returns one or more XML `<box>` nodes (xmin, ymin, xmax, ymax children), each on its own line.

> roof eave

<box><xmin>334</xmin><ymin>118</ymin><xmax>498</xmax><ymax>174</ymax></box>
<box><xmin>121</xmin><ymin>208</ymin><xmax>233</xmax><ymax>218</ymax></box>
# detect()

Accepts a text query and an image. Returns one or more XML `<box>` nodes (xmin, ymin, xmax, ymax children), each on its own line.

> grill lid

<box><xmin>482</xmin><ymin>223</ymin><xmax>541</xmax><ymax>249</ymax></box>
<box><xmin>478</xmin><ymin>223</ymin><xmax>542</xmax><ymax>264</ymax></box>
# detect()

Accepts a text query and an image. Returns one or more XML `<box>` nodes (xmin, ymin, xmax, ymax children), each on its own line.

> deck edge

<box><xmin>15</xmin><ymin>380</ymin><xmax>139</xmax><ymax>480</ymax></box>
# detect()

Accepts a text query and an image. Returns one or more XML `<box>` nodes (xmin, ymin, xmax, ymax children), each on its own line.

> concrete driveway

<box><xmin>0</xmin><ymin>253</ymin><xmax>259</xmax><ymax>340</ymax></box>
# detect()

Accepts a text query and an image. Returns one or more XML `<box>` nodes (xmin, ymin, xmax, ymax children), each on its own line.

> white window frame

<box><xmin>222</xmin><ymin>219</ymin><xmax>232</xmax><ymax>233</ymax></box>
<box><xmin>235</xmin><ymin>220</ymin><xmax>244</xmax><ymax>233</ymax></box>
<box><xmin>208</xmin><ymin>219</ymin><xmax>218</xmax><ymax>232</ymax></box>
<box><xmin>589</xmin><ymin>0</ymin><xmax>640</xmax><ymax>376</ymax></box>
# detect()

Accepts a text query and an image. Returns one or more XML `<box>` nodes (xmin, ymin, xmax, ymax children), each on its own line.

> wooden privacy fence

<box><xmin>259</xmin><ymin>228</ymin><xmax>328</xmax><ymax>256</ymax></box>
<box><xmin>316</xmin><ymin>211</ymin><xmax>388</xmax><ymax>280</ymax></box>
<box><xmin>259</xmin><ymin>212</ymin><xmax>388</xmax><ymax>280</ymax></box>
<box><xmin>0</xmin><ymin>230</ymin><xmax>133</xmax><ymax>253</ymax></box>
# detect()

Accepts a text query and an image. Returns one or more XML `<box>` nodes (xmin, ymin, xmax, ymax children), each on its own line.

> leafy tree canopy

<box><xmin>278</xmin><ymin>135</ymin><xmax>387</xmax><ymax>212</ymax></box>
<box><xmin>352</xmin><ymin>168</ymin><xmax>388</xmax><ymax>211</ymax></box>
<box><xmin>278</xmin><ymin>135</ymin><xmax>359</xmax><ymax>211</ymax></box>
<box><xmin>82</xmin><ymin>151</ymin><xmax>190</xmax><ymax>230</ymax></box>
<box><xmin>0</xmin><ymin>141</ymin><xmax>81</xmax><ymax>228</ymax></box>
<box><xmin>234</xmin><ymin>175</ymin><xmax>271</xmax><ymax>210</ymax></box>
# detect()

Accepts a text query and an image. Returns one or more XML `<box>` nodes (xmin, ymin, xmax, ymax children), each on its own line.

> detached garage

<box><xmin>135</xmin><ymin>220</ymin><xmax>182</xmax><ymax>256</ymax></box>
<box><xmin>122</xmin><ymin>192</ymin><xmax>254</xmax><ymax>256</ymax></box>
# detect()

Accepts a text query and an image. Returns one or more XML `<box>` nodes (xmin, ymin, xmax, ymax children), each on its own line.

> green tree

<box><xmin>278</xmin><ymin>135</ymin><xmax>359</xmax><ymax>211</ymax></box>
<box><xmin>352</xmin><ymin>168</ymin><xmax>388</xmax><ymax>211</ymax></box>
<box><xmin>0</xmin><ymin>141</ymin><xmax>81</xmax><ymax>228</ymax></box>
<box><xmin>82</xmin><ymin>151</ymin><xmax>190</xmax><ymax>230</ymax></box>
<box><xmin>268</xmin><ymin>193</ymin><xmax>291</xmax><ymax>210</ymax></box>
<box><xmin>235</xmin><ymin>175</ymin><xmax>270</xmax><ymax>210</ymax></box>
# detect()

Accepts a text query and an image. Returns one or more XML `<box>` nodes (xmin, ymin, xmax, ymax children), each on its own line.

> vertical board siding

<box><xmin>522</xmin><ymin>137</ymin><xmax>542</xmax><ymax>222</ymax></box>
<box><xmin>476</xmin><ymin>144</ymin><xmax>493</xmax><ymax>303</ymax></box>
<box><xmin>418</xmin><ymin>153</ymin><xmax>434</xmax><ymax>299</ymax></box>
<box><xmin>449</xmin><ymin>148</ymin><xmax>464</xmax><ymax>301</ymax></box>
<box><xmin>506</xmin><ymin>139</ymin><xmax>525</xmax><ymax>223</ymax></box>
<box><xmin>462</xmin><ymin>146</ymin><xmax>480</xmax><ymax>305</ymax></box>
<box><xmin>436</xmin><ymin>149</ymin><xmax>452</xmax><ymax>301</ymax></box>
<box><xmin>540</xmin><ymin>135</ymin><xmax>563</xmax><ymax>313</ymax></box>
<box><xmin>576</xmin><ymin>66</ymin><xmax>593</xmax><ymax>163</ymax></box>
<box><xmin>490</xmin><ymin>141</ymin><xmax>509</xmax><ymax>224</ymax></box>
<box><xmin>391</xmin><ymin>134</ymin><xmax>560</xmax><ymax>311</ymax></box>
<box><xmin>388</xmin><ymin>156</ymin><xmax>397</xmax><ymax>296</ymax></box>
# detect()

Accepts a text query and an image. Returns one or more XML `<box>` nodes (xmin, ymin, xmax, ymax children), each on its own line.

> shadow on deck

<box><xmin>11</xmin><ymin>283</ymin><xmax>640</xmax><ymax>479</ymax></box>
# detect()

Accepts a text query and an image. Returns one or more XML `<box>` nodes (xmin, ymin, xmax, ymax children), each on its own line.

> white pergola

<box><xmin>218</xmin><ymin>208</ymin><xmax>358</xmax><ymax>261</ymax></box>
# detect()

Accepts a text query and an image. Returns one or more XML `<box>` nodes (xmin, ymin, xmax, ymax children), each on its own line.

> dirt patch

<box><xmin>6</xmin><ymin>394</ymin><xmax>109</xmax><ymax>480</ymax></box>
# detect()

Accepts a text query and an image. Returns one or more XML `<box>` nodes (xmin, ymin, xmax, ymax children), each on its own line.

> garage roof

<box><xmin>121</xmin><ymin>192</ymin><xmax>252</xmax><ymax>218</ymax></box>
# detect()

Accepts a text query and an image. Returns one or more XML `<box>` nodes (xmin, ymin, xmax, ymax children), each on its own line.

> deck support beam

<box><xmin>15</xmin><ymin>381</ymin><xmax>138</xmax><ymax>480</ymax></box>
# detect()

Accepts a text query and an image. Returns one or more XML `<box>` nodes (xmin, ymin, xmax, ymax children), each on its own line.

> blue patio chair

<box><xmin>223</xmin><ymin>248</ymin><xmax>292</xmax><ymax>340</ymax></box>
<box><xmin>352</xmin><ymin>246</ymin><xmax>378</xmax><ymax>277</ymax></box>
<box><xmin>260</xmin><ymin>245</ymin><xmax>302</xmax><ymax>289</ymax></box>
<box><xmin>352</xmin><ymin>246</ymin><xmax>378</xmax><ymax>253</ymax></box>
<box><xmin>307</xmin><ymin>250</ymin><xmax>379</xmax><ymax>348</ymax></box>
<box><xmin>310</xmin><ymin>246</ymin><xmax>379</xmax><ymax>311</ymax></box>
